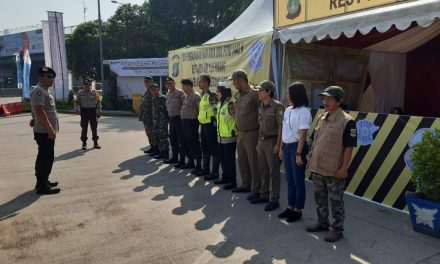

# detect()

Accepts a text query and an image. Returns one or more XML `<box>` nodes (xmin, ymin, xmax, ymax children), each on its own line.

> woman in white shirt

<box><xmin>278</xmin><ymin>82</ymin><xmax>312</xmax><ymax>222</ymax></box>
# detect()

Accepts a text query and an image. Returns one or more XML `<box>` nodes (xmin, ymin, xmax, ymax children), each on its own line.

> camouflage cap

<box><xmin>257</xmin><ymin>80</ymin><xmax>276</xmax><ymax>93</ymax></box>
<box><xmin>150</xmin><ymin>83</ymin><xmax>160</xmax><ymax>89</ymax></box>
<box><xmin>144</xmin><ymin>76</ymin><xmax>153</xmax><ymax>81</ymax></box>
<box><xmin>320</xmin><ymin>86</ymin><xmax>344</xmax><ymax>98</ymax></box>
<box><xmin>227</xmin><ymin>69</ymin><xmax>248</xmax><ymax>81</ymax></box>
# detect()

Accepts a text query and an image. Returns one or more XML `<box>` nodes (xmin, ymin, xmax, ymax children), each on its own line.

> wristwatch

<box><xmin>296</xmin><ymin>152</ymin><xmax>301</xmax><ymax>156</ymax></box>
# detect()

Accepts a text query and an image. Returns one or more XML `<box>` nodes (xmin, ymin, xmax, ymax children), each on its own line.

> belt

<box><xmin>243</xmin><ymin>128</ymin><xmax>258</xmax><ymax>133</ymax></box>
<box><xmin>260</xmin><ymin>135</ymin><xmax>277</xmax><ymax>140</ymax></box>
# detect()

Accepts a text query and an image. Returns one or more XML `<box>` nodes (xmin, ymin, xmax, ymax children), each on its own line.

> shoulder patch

<box><xmin>350</xmin><ymin>128</ymin><xmax>357</xmax><ymax>137</ymax></box>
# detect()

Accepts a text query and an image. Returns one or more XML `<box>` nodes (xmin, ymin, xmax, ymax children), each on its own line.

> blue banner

<box><xmin>22</xmin><ymin>49</ymin><xmax>31</xmax><ymax>99</ymax></box>
<box><xmin>15</xmin><ymin>53</ymin><xmax>23</xmax><ymax>89</ymax></box>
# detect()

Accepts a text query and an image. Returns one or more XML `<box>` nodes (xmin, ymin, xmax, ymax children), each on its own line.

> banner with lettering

<box><xmin>168</xmin><ymin>33</ymin><xmax>272</xmax><ymax>87</ymax></box>
<box><xmin>275</xmin><ymin>0</ymin><xmax>412</xmax><ymax>28</ymax></box>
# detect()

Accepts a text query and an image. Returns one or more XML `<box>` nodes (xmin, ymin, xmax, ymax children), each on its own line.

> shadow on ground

<box><xmin>0</xmin><ymin>191</ymin><xmax>39</xmax><ymax>221</ymax></box>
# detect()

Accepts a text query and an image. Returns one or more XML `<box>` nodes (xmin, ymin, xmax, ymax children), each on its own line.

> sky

<box><xmin>0</xmin><ymin>0</ymin><xmax>147</xmax><ymax>33</ymax></box>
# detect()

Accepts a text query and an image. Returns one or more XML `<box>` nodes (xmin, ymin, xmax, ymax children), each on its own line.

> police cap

<box><xmin>38</xmin><ymin>66</ymin><xmax>56</xmax><ymax>77</ymax></box>
<box><xmin>144</xmin><ymin>76</ymin><xmax>153</xmax><ymax>81</ymax></box>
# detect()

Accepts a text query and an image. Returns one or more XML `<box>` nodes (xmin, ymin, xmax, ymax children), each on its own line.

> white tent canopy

<box><xmin>275</xmin><ymin>0</ymin><xmax>440</xmax><ymax>44</ymax></box>
<box><xmin>204</xmin><ymin>0</ymin><xmax>273</xmax><ymax>45</ymax></box>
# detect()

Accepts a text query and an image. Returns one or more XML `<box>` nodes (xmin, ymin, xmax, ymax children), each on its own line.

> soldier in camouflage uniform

<box><xmin>306</xmin><ymin>86</ymin><xmax>357</xmax><ymax>243</ymax></box>
<box><xmin>139</xmin><ymin>76</ymin><xmax>156</xmax><ymax>154</ymax></box>
<box><xmin>150</xmin><ymin>83</ymin><xmax>169</xmax><ymax>160</ymax></box>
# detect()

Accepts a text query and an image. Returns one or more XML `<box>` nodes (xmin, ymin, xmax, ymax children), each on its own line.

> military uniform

<box><xmin>139</xmin><ymin>84</ymin><xmax>155</xmax><ymax>154</ymax></box>
<box><xmin>255</xmin><ymin>96</ymin><xmax>284</xmax><ymax>207</ymax></box>
<box><xmin>75</xmin><ymin>80</ymin><xmax>102</xmax><ymax>149</ymax></box>
<box><xmin>306</xmin><ymin>86</ymin><xmax>357</xmax><ymax>242</ymax></box>
<box><xmin>30</xmin><ymin>66</ymin><xmax>60</xmax><ymax>195</ymax></box>
<box><xmin>198</xmin><ymin>89</ymin><xmax>220</xmax><ymax>178</ymax></box>
<box><xmin>151</xmin><ymin>93</ymin><xmax>169</xmax><ymax>159</ymax></box>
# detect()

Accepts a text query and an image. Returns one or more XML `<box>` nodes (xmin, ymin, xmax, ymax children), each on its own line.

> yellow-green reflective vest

<box><xmin>198</xmin><ymin>93</ymin><xmax>216</xmax><ymax>124</ymax></box>
<box><xmin>217</xmin><ymin>100</ymin><xmax>236</xmax><ymax>137</ymax></box>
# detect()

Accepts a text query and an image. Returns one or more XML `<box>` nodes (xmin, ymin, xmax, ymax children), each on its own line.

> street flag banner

<box><xmin>168</xmin><ymin>33</ymin><xmax>272</xmax><ymax>87</ymax></box>
<box><xmin>109</xmin><ymin>58</ymin><xmax>169</xmax><ymax>77</ymax></box>
<box><xmin>43</xmin><ymin>12</ymin><xmax>69</xmax><ymax>100</ymax></box>
<box><xmin>22</xmin><ymin>49</ymin><xmax>31</xmax><ymax>98</ymax></box>
<box><xmin>15</xmin><ymin>53</ymin><xmax>23</xmax><ymax>89</ymax></box>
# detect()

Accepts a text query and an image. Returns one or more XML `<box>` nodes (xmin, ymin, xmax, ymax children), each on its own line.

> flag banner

<box><xmin>22</xmin><ymin>49</ymin><xmax>31</xmax><ymax>98</ymax></box>
<box><xmin>15</xmin><ymin>53</ymin><xmax>23</xmax><ymax>89</ymax></box>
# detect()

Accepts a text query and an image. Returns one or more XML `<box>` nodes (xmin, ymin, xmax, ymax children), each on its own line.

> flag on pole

<box><xmin>15</xmin><ymin>53</ymin><xmax>23</xmax><ymax>89</ymax></box>
<box><xmin>22</xmin><ymin>48</ymin><xmax>31</xmax><ymax>98</ymax></box>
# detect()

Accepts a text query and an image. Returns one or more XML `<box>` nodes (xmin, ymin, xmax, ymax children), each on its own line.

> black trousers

<box><xmin>219</xmin><ymin>142</ymin><xmax>237</xmax><ymax>186</ymax></box>
<box><xmin>200</xmin><ymin>121</ymin><xmax>218</xmax><ymax>157</ymax></box>
<box><xmin>169</xmin><ymin>116</ymin><xmax>184</xmax><ymax>158</ymax></box>
<box><xmin>181</xmin><ymin>119</ymin><xmax>201</xmax><ymax>160</ymax></box>
<box><xmin>80</xmin><ymin>107</ymin><xmax>98</xmax><ymax>142</ymax></box>
<box><xmin>34</xmin><ymin>133</ymin><xmax>55</xmax><ymax>188</ymax></box>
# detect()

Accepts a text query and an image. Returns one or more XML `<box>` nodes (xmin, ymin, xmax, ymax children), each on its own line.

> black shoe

<box><xmin>93</xmin><ymin>144</ymin><xmax>101</xmax><ymax>149</ymax></box>
<box><xmin>144</xmin><ymin>147</ymin><xmax>154</xmax><ymax>154</ymax></box>
<box><xmin>249</xmin><ymin>197</ymin><xmax>269</xmax><ymax>204</ymax></box>
<box><xmin>223</xmin><ymin>184</ymin><xmax>236</xmax><ymax>190</ymax></box>
<box><xmin>154</xmin><ymin>153</ymin><xmax>164</xmax><ymax>159</ymax></box>
<box><xmin>81</xmin><ymin>143</ymin><xmax>87</xmax><ymax>150</ymax></box>
<box><xmin>264</xmin><ymin>202</ymin><xmax>280</xmax><ymax>211</ymax></box>
<box><xmin>278</xmin><ymin>208</ymin><xmax>294</xmax><ymax>219</ymax></box>
<box><xmin>35</xmin><ymin>181</ymin><xmax>58</xmax><ymax>189</ymax></box>
<box><xmin>198</xmin><ymin>170</ymin><xmax>210</xmax><ymax>176</ymax></box>
<box><xmin>36</xmin><ymin>187</ymin><xmax>61</xmax><ymax>195</ymax></box>
<box><xmin>306</xmin><ymin>223</ymin><xmax>329</xmax><ymax>232</ymax></box>
<box><xmin>232</xmin><ymin>187</ymin><xmax>251</xmax><ymax>193</ymax></box>
<box><xmin>204</xmin><ymin>173</ymin><xmax>219</xmax><ymax>181</ymax></box>
<box><xmin>213</xmin><ymin>179</ymin><xmax>228</xmax><ymax>185</ymax></box>
<box><xmin>149</xmin><ymin>150</ymin><xmax>159</xmax><ymax>157</ymax></box>
<box><xmin>163</xmin><ymin>157</ymin><xmax>179</xmax><ymax>164</ymax></box>
<box><xmin>286</xmin><ymin>211</ymin><xmax>302</xmax><ymax>222</ymax></box>
<box><xmin>247</xmin><ymin>192</ymin><xmax>261</xmax><ymax>201</ymax></box>
<box><xmin>180</xmin><ymin>163</ymin><xmax>195</xmax><ymax>169</ymax></box>
<box><xmin>191</xmin><ymin>169</ymin><xmax>203</xmax><ymax>175</ymax></box>
<box><xmin>174</xmin><ymin>162</ymin><xmax>185</xmax><ymax>169</ymax></box>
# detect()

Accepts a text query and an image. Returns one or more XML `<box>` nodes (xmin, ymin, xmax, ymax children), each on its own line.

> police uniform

<box><xmin>306</xmin><ymin>86</ymin><xmax>357</xmax><ymax>242</ymax></box>
<box><xmin>151</xmin><ymin>84</ymin><xmax>169</xmax><ymax>160</ymax></box>
<box><xmin>75</xmin><ymin>78</ymin><xmax>102</xmax><ymax>149</ymax></box>
<box><xmin>198</xmin><ymin>88</ymin><xmax>220</xmax><ymax>178</ymax></box>
<box><xmin>252</xmin><ymin>81</ymin><xmax>284</xmax><ymax>211</ymax></box>
<box><xmin>228</xmin><ymin>70</ymin><xmax>260</xmax><ymax>193</ymax></box>
<box><xmin>215</xmin><ymin>86</ymin><xmax>238</xmax><ymax>190</ymax></box>
<box><xmin>30</xmin><ymin>66</ymin><xmax>60</xmax><ymax>194</ymax></box>
<box><xmin>179</xmin><ymin>79</ymin><xmax>202</xmax><ymax>172</ymax></box>
<box><xmin>164</xmin><ymin>77</ymin><xmax>185</xmax><ymax>164</ymax></box>
<box><xmin>139</xmin><ymin>77</ymin><xmax>156</xmax><ymax>156</ymax></box>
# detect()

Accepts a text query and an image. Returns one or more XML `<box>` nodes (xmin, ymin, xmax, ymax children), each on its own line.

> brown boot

<box><xmin>306</xmin><ymin>223</ymin><xmax>329</xmax><ymax>232</ymax></box>
<box><xmin>324</xmin><ymin>230</ymin><xmax>343</xmax><ymax>242</ymax></box>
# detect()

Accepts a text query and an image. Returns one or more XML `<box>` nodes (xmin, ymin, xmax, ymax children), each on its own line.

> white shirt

<box><xmin>282</xmin><ymin>106</ymin><xmax>312</xmax><ymax>143</ymax></box>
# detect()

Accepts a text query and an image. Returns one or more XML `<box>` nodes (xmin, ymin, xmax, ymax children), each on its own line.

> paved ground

<box><xmin>0</xmin><ymin>114</ymin><xmax>439</xmax><ymax>264</ymax></box>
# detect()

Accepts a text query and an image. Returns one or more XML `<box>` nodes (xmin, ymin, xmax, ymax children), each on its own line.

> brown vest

<box><xmin>307</xmin><ymin>108</ymin><xmax>353</xmax><ymax>177</ymax></box>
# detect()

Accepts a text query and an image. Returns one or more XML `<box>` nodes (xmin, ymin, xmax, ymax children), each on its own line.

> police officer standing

<box><xmin>164</xmin><ymin>77</ymin><xmax>185</xmax><ymax>165</ymax></box>
<box><xmin>197</xmin><ymin>75</ymin><xmax>221</xmax><ymax>179</ymax></box>
<box><xmin>151</xmin><ymin>83</ymin><xmax>169</xmax><ymax>160</ymax></box>
<box><xmin>139</xmin><ymin>77</ymin><xmax>157</xmax><ymax>155</ymax></box>
<box><xmin>75</xmin><ymin>77</ymin><xmax>102</xmax><ymax>150</ymax></box>
<box><xmin>30</xmin><ymin>66</ymin><xmax>60</xmax><ymax>195</ymax></box>
<box><xmin>251</xmin><ymin>81</ymin><xmax>284</xmax><ymax>211</ymax></box>
<box><xmin>179</xmin><ymin>79</ymin><xmax>202</xmax><ymax>174</ymax></box>
<box><xmin>228</xmin><ymin>69</ymin><xmax>260</xmax><ymax>196</ymax></box>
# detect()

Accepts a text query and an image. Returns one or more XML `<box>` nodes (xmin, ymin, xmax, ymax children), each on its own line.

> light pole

<box><xmin>97</xmin><ymin>0</ymin><xmax>105</xmax><ymax>94</ymax></box>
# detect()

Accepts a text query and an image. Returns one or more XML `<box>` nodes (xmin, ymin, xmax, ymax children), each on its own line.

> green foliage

<box><xmin>56</xmin><ymin>100</ymin><xmax>74</xmax><ymax>111</ymax></box>
<box><xmin>411</xmin><ymin>128</ymin><xmax>440</xmax><ymax>202</ymax></box>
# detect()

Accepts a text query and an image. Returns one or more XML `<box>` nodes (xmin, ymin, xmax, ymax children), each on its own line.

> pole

<box><xmin>97</xmin><ymin>0</ymin><xmax>105</xmax><ymax>95</ymax></box>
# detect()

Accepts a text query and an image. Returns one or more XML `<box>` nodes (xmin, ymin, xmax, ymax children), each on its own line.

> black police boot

<box><xmin>161</xmin><ymin>151</ymin><xmax>169</xmax><ymax>161</ymax></box>
<box><xmin>154</xmin><ymin>150</ymin><xmax>165</xmax><ymax>159</ymax></box>
<box><xmin>35</xmin><ymin>180</ymin><xmax>58</xmax><ymax>189</ymax></box>
<box><xmin>93</xmin><ymin>140</ymin><xmax>101</xmax><ymax>149</ymax></box>
<box><xmin>36</xmin><ymin>181</ymin><xmax>60</xmax><ymax>195</ymax></box>
<box><xmin>191</xmin><ymin>159</ymin><xmax>203</xmax><ymax>175</ymax></box>
<box><xmin>164</xmin><ymin>155</ymin><xmax>178</xmax><ymax>164</ymax></box>
<box><xmin>81</xmin><ymin>141</ymin><xmax>87</xmax><ymax>150</ymax></box>
<box><xmin>174</xmin><ymin>155</ymin><xmax>186</xmax><ymax>168</ymax></box>
<box><xmin>181</xmin><ymin>159</ymin><xmax>195</xmax><ymax>169</ymax></box>
<box><xmin>144</xmin><ymin>146</ymin><xmax>154</xmax><ymax>154</ymax></box>
<box><xmin>149</xmin><ymin>146</ymin><xmax>159</xmax><ymax>157</ymax></box>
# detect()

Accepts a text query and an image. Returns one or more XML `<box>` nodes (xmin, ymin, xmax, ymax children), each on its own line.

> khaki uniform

<box><xmin>233</xmin><ymin>86</ymin><xmax>260</xmax><ymax>192</ymax></box>
<box><xmin>256</xmin><ymin>98</ymin><xmax>284</xmax><ymax>201</ymax></box>
<box><xmin>181</xmin><ymin>91</ymin><xmax>202</xmax><ymax>162</ymax></box>
<box><xmin>31</xmin><ymin>83</ymin><xmax>59</xmax><ymax>133</ymax></box>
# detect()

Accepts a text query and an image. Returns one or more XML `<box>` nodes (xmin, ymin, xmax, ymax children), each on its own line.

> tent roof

<box><xmin>204</xmin><ymin>0</ymin><xmax>273</xmax><ymax>45</ymax></box>
<box><xmin>275</xmin><ymin>0</ymin><xmax>440</xmax><ymax>44</ymax></box>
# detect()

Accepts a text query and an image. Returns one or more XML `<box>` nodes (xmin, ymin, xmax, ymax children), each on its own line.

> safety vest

<box><xmin>217</xmin><ymin>99</ymin><xmax>236</xmax><ymax>138</ymax></box>
<box><xmin>198</xmin><ymin>93</ymin><xmax>216</xmax><ymax>124</ymax></box>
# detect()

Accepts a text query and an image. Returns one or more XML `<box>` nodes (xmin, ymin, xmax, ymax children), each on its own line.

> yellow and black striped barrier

<box><xmin>308</xmin><ymin>109</ymin><xmax>440</xmax><ymax>211</ymax></box>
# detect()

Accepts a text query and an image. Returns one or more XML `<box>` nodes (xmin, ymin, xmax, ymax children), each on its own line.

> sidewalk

<box><xmin>0</xmin><ymin>115</ymin><xmax>439</xmax><ymax>264</ymax></box>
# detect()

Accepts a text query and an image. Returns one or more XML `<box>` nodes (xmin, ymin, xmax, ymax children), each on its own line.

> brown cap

<box><xmin>257</xmin><ymin>80</ymin><xmax>276</xmax><ymax>93</ymax></box>
<box><xmin>227</xmin><ymin>69</ymin><xmax>248</xmax><ymax>81</ymax></box>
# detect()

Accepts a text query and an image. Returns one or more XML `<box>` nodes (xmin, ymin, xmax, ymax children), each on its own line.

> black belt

<box><xmin>260</xmin><ymin>135</ymin><xmax>277</xmax><ymax>140</ymax></box>
<box><xmin>243</xmin><ymin>128</ymin><xmax>258</xmax><ymax>133</ymax></box>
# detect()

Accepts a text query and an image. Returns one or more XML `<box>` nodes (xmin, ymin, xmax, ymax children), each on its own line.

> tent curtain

<box><xmin>271</xmin><ymin>40</ymin><xmax>285</xmax><ymax>99</ymax></box>
<box><xmin>366</xmin><ymin>20</ymin><xmax>440</xmax><ymax>53</ymax></box>
<box><xmin>368</xmin><ymin>52</ymin><xmax>407</xmax><ymax>113</ymax></box>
